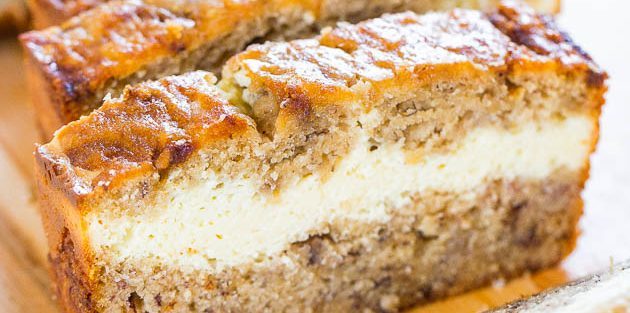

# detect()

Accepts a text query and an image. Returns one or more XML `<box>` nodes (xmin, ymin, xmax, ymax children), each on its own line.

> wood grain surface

<box><xmin>0</xmin><ymin>0</ymin><xmax>628</xmax><ymax>311</ymax></box>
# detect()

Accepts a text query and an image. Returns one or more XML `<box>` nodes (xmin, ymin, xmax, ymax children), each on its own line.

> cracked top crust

<box><xmin>229</xmin><ymin>0</ymin><xmax>603</xmax><ymax>102</ymax></box>
<box><xmin>36</xmin><ymin>71</ymin><xmax>255</xmax><ymax>203</ymax></box>
<box><xmin>36</xmin><ymin>1</ymin><xmax>606</xmax><ymax>205</ymax></box>
<box><xmin>225</xmin><ymin>1</ymin><xmax>604</xmax><ymax>135</ymax></box>
<box><xmin>226</xmin><ymin>9</ymin><xmax>516</xmax><ymax>107</ymax></box>
<box><xmin>21</xmin><ymin>0</ymin><xmax>564</xmax><ymax>133</ymax></box>
<box><xmin>21</xmin><ymin>0</ymin><xmax>275</xmax><ymax>120</ymax></box>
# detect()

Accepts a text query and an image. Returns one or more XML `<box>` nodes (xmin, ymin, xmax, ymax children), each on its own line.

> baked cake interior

<box><xmin>35</xmin><ymin>2</ymin><xmax>606</xmax><ymax>312</ymax></box>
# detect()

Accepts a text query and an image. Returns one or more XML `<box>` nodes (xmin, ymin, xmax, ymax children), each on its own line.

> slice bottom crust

<box><xmin>48</xmin><ymin>171</ymin><xmax>583</xmax><ymax>312</ymax></box>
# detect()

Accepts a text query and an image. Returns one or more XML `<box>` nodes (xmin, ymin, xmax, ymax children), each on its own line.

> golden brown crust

<box><xmin>227</xmin><ymin>1</ymin><xmax>605</xmax><ymax>136</ymax></box>
<box><xmin>36</xmin><ymin>71</ymin><xmax>255</xmax><ymax>204</ymax></box>
<box><xmin>230</xmin><ymin>10</ymin><xmax>515</xmax><ymax>100</ymax></box>
<box><xmin>23</xmin><ymin>44</ymin><xmax>65</xmax><ymax>137</ymax></box>
<box><xmin>20</xmin><ymin>0</ymin><xmax>564</xmax><ymax>137</ymax></box>
<box><xmin>36</xmin><ymin>2</ymin><xmax>606</xmax><ymax>206</ymax></box>
<box><xmin>28</xmin><ymin>0</ymin><xmax>106</xmax><ymax>29</ymax></box>
<box><xmin>35</xmin><ymin>151</ymin><xmax>98</xmax><ymax>313</ymax></box>
<box><xmin>19</xmin><ymin>0</ymin><xmax>287</xmax><ymax>134</ymax></box>
<box><xmin>26</xmin><ymin>0</ymin><xmax>563</xmax><ymax>31</ymax></box>
<box><xmin>489</xmin><ymin>0</ymin><xmax>606</xmax><ymax>87</ymax></box>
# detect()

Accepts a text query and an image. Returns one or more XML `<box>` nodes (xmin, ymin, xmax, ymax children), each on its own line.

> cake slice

<box><xmin>491</xmin><ymin>261</ymin><xmax>630</xmax><ymax>313</ymax></box>
<box><xmin>35</xmin><ymin>2</ymin><xmax>606</xmax><ymax>312</ymax></box>
<box><xmin>20</xmin><ymin>0</ymin><xmax>561</xmax><ymax>137</ymax></box>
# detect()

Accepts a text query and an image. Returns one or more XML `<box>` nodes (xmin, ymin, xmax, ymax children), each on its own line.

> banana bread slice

<box><xmin>35</xmin><ymin>2</ymin><xmax>606</xmax><ymax>312</ymax></box>
<box><xmin>20</xmin><ymin>0</ymin><xmax>561</xmax><ymax>137</ymax></box>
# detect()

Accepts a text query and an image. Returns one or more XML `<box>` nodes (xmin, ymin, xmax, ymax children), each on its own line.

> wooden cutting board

<box><xmin>1</xmin><ymin>1</ymin><xmax>629</xmax><ymax>311</ymax></box>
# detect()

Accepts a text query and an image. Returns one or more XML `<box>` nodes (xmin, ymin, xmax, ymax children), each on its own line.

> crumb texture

<box><xmin>83</xmin><ymin>116</ymin><xmax>593</xmax><ymax>269</ymax></box>
<box><xmin>87</xmin><ymin>175</ymin><xmax>582</xmax><ymax>312</ymax></box>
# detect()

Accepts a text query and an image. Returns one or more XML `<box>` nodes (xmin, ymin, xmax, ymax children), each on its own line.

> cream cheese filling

<box><xmin>87</xmin><ymin>115</ymin><xmax>594</xmax><ymax>270</ymax></box>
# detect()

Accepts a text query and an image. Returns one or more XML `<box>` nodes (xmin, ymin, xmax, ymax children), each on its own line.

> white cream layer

<box><xmin>87</xmin><ymin>116</ymin><xmax>594</xmax><ymax>270</ymax></box>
